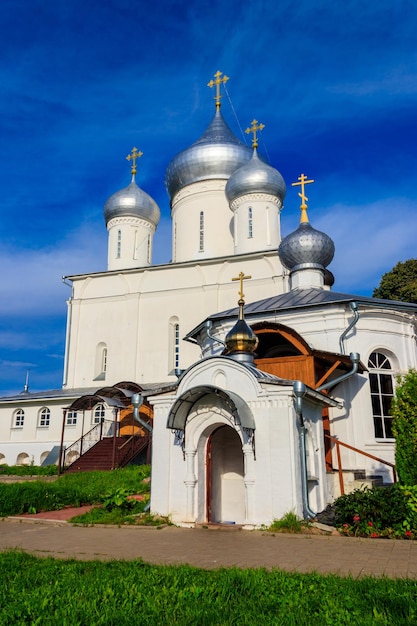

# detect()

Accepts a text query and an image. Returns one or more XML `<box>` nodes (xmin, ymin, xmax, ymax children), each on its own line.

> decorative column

<box><xmin>243</xmin><ymin>441</ymin><xmax>255</xmax><ymax>524</ymax></box>
<box><xmin>184</xmin><ymin>447</ymin><xmax>197</xmax><ymax>522</ymax></box>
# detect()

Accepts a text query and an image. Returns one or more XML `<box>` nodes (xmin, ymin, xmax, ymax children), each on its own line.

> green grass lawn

<box><xmin>0</xmin><ymin>550</ymin><xmax>416</xmax><ymax>625</ymax></box>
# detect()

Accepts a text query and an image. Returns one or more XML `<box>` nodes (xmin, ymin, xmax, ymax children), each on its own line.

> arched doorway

<box><xmin>207</xmin><ymin>426</ymin><xmax>245</xmax><ymax>524</ymax></box>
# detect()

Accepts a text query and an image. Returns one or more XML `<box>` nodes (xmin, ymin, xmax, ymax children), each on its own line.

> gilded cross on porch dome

<box><xmin>126</xmin><ymin>147</ymin><xmax>143</xmax><ymax>177</ymax></box>
<box><xmin>207</xmin><ymin>70</ymin><xmax>229</xmax><ymax>110</ymax></box>
<box><xmin>232</xmin><ymin>271</ymin><xmax>252</xmax><ymax>303</ymax></box>
<box><xmin>245</xmin><ymin>119</ymin><xmax>265</xmax><ymax>149</ymax></box>
<box><xmin>292</xmin><ymin>173</ymin><xmax>314</xmax><ymax>223</ymax></box>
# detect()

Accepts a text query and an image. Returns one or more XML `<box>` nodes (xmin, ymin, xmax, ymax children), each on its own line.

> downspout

<box><xmin>339</xmin><ymin>301</ymin><xmax>359</xmax><ymax>355</ymax></box>
<box><xmin>293</xmin><ymin>381</ymin><xmax>316</xmax><ymax>520</ymax></box>
<box><xmin>132</xmin><ymin>393</ymin><xmax>152</xmax><ymax>511</ymax></box>
<box><xmin>316</xmin><ymin>352</ymin><xmax>360</xmax><ymax>392</ymax></box>
<box><xmin>205</xmin><ymin>320</ymin><xmax>226</xmax><ymax>348</ymax></box>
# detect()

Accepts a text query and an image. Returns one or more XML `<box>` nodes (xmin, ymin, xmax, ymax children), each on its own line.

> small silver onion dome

<box><xmin>225</xmin><ymin>149</ymin><xmax>287</xmax><ymax>205</ymax></box>
<box><xmin>104</xmin><ymin>179</ymin><xmax>160</xmax><ymax>227</ymax></box>
<box><xmin>165</xmin><ymin>109</ymin><xmax>253</xmax><ymax>201</ymax></box>
<box><xmin>278</xmin><ymin>221</ymin><xmax>335</xmax><ymax>271</ymax></box>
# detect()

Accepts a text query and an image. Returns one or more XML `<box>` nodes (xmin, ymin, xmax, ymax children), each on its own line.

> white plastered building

<box><xmin>0</xmin><ymin>81</ymin><xmax>416</xmax><ymax>527</ymax></box>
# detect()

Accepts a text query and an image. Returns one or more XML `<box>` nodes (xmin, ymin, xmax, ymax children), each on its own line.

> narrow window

<box><xmin>13</xmin><ymin>409</ymin><xmax>25</xmax><ymax>428</ymax></box>
<box><xmin>169</xmin><ymin>317</ymin><xmax>180</xmax><ymax>374</ymax></box>
<box><xmin>38</xmin><ymin>408</ymin><xmax>50</xmax><ymax>428</ymax></box>
<box><xmin>93</xmin><ymin>404</ymin><xmax>105</xmax><ymax>425</ymax></box>
<box><xmin>66</xmin><ymin>411</ymin><xmax>78</xmax><ymax>426</ymax></box>
<box><xmin>248</xmin><ymin>207</ymin><xmax>253</xmax><ymax>238</ymax></box>
<box><xmin>147</xmin><ymin>234</ymin><xmax>151</xmax><ymax>264</ymax></box>
<box><xmin>368</xmin><ymin>352</ymin><xmax>395</xmax><ymax>439</ymax></box>
<box><xmin>116</xmin><ymin>230</ymin><xmax>122</xmax><ymax>258</ymax></box>
<box><xmin>102</xmin><ymin>348</ymin><xmax>108</xmax><ymax>374</ymax></box>
<box><xmin>174</xmin><ymin>323</ymin><xmax>180</xmax><ymax>370</ymax></box>
<box><xmin>199</xmin><ymin>211</ymin><xmax>204</xmax><ymax>252</ymax></box>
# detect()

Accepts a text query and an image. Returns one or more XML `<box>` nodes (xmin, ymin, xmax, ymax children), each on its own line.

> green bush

<box><xmin>334</xmin><ymin>484</ymin><xmax>417</xmax><ymax>538</ymax></box>
<box><xmin>392</xmin><ymin>369</ymin><xmax>417</xmax><ymax>485</ymax></box>
<box><xmin>268</xmin><ymin>512</ymin><xmax>307</xmax><ymax>533</ymax></box>
<box><xmin>0</xmin><ymin>466</ymin><xmax>150</xmax><ymax>516</ymax></box>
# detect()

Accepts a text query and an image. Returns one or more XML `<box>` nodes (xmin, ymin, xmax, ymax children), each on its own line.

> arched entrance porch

<box><xmin>207</xmin><ymin>425</ymin><xmax>245</xmax><ymax>524</ymax></box>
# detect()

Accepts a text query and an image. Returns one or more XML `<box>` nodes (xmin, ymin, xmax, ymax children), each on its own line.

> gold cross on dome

<box><xmin>245</xmin><ymin>119</ymin><xmax>265</xmax><ymax>149</ymax></box>
<box><xmin>232</xmin><ymin>271</ymin><xmax>252</xmax><ymax>301</ymax></box>
<box><xmin>208</xmin><ymin>70</ymin><xmax>229</xmax><ymax>110</ymax></box>
<box><xmin>126</xmin><ymin>147</ymin><xmax>143</xmax><ymax>175</ymax></box>
<box><xmin>292</xmin><ymin>174</ymin><xmax>314</xmax><ymax>221</ymax></box>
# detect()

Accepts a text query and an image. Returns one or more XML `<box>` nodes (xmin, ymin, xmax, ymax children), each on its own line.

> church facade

<box><xmin>0</xmin><ymin>72</ymin><xmax>415</xmax><ymax>526</ymax></box>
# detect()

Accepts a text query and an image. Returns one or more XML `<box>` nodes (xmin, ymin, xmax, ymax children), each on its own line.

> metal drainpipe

<box><xmin>132</xmin><ymin>393</ymin><xmax>152</xmax><ymax>512</ymax></box>
<box><xmin>339</xmin><ymin>301</ymin><xmax>359</xmax><ymax>355</ymax></box>
<box><xmin>316</xmin><ymin>352</ymin><xmax>360</xmax><ymax>392</ymax></box>
<box><xmin>293</xmin><ymin>381</ymin><xmax>316</xmax><ymax>520</ymax></box>
<box><xmin>205</xmin><ymin>320</ymin><xmax>226</xmax><ymax>348</ymax></box>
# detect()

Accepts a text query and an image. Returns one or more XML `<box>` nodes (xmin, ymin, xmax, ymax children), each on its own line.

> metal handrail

<box><xmin>325</xmin><ymin>433</ymin><xmax>397</xmax><ymax>495</ymax></box>
<box><xmin>61</xmin><ymin>419</ymin><xmax>113</xmax><ymax>470</ymax></box>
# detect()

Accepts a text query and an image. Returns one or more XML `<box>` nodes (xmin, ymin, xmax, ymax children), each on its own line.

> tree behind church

<box><xmin>392</xmin><ymin>369</ymin><xmax>417</xmax><ymax>485</ymax></box>
<box><xmin>373</xmin><ymin>259</ymin><xmax>417</xmax><ymax>303</ymax></box>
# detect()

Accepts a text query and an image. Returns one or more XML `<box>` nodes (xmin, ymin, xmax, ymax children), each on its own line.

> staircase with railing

<box><xmin>59</xmin><ymin>419</ymin><xmax>150</xmax><ymax>473</ymax></box>
<box><xmin>325</xmin><ymin>433</ymin><xmax>396</xmax><ymax>496</ymax></box>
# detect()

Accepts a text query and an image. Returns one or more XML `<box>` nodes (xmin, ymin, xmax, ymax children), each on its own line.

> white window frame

<box><xmin>38</xmin><ymin>407</ymin><xmax>50</xmax><ymax>428</ymax></box>
<box><xmin>368</xmin><ymin>351</ymin><xmax>395</xmax><ymax>440</ymax></box>
<box><xmin>92</xmin><ymin>404</ymin><xmax>105</xmax><ymax>425</ymax></box>
<box><xmin>13</xmin><ymin>409</ymin><xmax>25</xmax><ymax>428</ymax></box>
<box><xmin>66</xmin><ymin>411</ymin><xmax>78</xmax><ymax>427</ymax></box>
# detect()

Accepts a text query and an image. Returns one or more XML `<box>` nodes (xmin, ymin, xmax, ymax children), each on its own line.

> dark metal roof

<box><xmin>209</xmin><ymin>288</ymin><xmax>417</xmax><ymax>323</ymax></box>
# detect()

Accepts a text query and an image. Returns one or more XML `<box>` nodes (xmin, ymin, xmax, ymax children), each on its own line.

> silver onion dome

<box><xmin>278</xmin><ymin>221</ymin><xmax>335</xmax><ymax>271</ymax></box>
<box><xmin>225</xmin><ymin>149</ymin><xmax>287</xmax><ymax>205</ymax></box>
<box><xmin>165</xmin><ymin>109</ymin><xmax>253</xmax><ymax>201</ymax></box>
<box><xmin>104</xmin><ymin>179</ymin><xmax>160</xmax><ymax>227</ymax></box>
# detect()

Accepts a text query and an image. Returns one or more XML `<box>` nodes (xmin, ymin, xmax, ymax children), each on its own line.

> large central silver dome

<box><xmin>165</xmin><ymin>109</ymin><xmax>253</xmax><ymax>201</ymax></box>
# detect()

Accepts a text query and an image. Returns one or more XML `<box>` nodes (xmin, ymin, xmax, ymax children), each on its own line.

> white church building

<box><xmin>0</xmin><ymin>72</ymin><xmax>416</xmax><ymax>526</ymax></box>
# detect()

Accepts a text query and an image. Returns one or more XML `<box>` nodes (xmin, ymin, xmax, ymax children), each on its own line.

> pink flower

<box><xmin>367</xmin><ymin>521</ymin><xmax>373</xmax><ymax>527</ymax></box>
<box><xmin>371</xmin><ymin>532</ymin><xmax>378</xmax><ymax>538</ymax></box>
<box><xmin>405</xmin><ymin>530</ymin><xmax>412</xmax><ymax>537</ymax></box>
<box><xmin>353</xmin><ymin>515</ymin><xmax>360</xmax><ymax>522</ymax></box>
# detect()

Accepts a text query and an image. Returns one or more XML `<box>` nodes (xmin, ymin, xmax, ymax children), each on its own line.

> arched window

<box><xmin>199</xmin><ymin>211</ymin><xmax>204</xmax><ymax>252</ymax></box>
<box><xmin>368</xmin><ymin>351</ymin><xmax>395</xmax><ymax>439</ymax></box>
<box><xmin>116</xmin><ymin>230</ymin><xmax>122</xmax><ymax>258</ymax></box>
<box><xmin>13</xmin><ymin>409</ymin><xmax>24</xmax><ymax>428</ymax></box>
<box><xmin>147</xmin><ymin>234</ymin><xmax>151</xmax><ymax>264</ymax></box>
<box><xmin>169</xmin><ymin>317</ymin><xmax>180</xmax><ymax>374</ymax></box>
<box><xmin>94</xmin><ymin>343</ymin><xmax>108</xmax><ymax>381</ymax></box>
<box><xmin>38</xmin><ymin>407</ymin><xmax>50</xmax><ymax>428</ymax></box>
<box><xmin>93</xmin><ymin>404</ymin><xmax>106</xmax><ymax>425</ymax></box>
<box><xmin>248</xmin><ymin>207</ymin><xmax>253</xmax><ymax>238</ymax></box>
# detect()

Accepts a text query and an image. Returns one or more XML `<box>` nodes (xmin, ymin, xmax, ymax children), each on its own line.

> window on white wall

<box><xmin>94</xmin><ymin>343</ymin><xmax>108</xmax><ymax>381</ymax></box>
<box><xmin>368</xmin><ymin>351</ymin><xmax>395</xmax><ymax>439</ymax></box>
<box><xmin>199</xmin><ymin>211</ymin><xmax>204</xmax><ymax>252</ymax></box>
<box><xmin>116</xmin><ymin>230</ymin><xmax>122</xmax><ymax>258</ymax></box>
<box><xmin>169</xmin><ymin>317</ymin><xmax>180</xmax><ymax>374</ymax></box>
<box><xmin>66</xmin><ymin>411</ymin><xmax>78</xmax><ymax>426</ymax></box>
<box><xmin>93</xmin><ymin>404</ymin><xmax>106</xmax><ymax>425</ymax></box>
<box><xmin>13</xmin><ymin>409</ymin><xmax>25</xmax><ymax>428</ymax></box>
<box><xmin>248</xmin><ymin>207</ymin><xmax>253</xmax><ymax>238</ymax></box>
<box><xmin>38</xmin><ymin>408</ymin><xmax>50</xmax><ymax>428</ymax></box>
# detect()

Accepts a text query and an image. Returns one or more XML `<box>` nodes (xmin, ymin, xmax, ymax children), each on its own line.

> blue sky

<box><xmin>1</xmin><ymin>0</ymin><xmax>417</xmax><ymax>395</ymax></box>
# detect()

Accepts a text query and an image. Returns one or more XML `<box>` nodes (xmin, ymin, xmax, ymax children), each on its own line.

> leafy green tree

<box><xmin>373</xmin><ymin>259</ymin><xmax>417</xmax><ymax>303</ymax></box>
<box><xmin>392</xmin><ymin>369</ymin><xmax>417</xmax><ymax>485</ymax></box>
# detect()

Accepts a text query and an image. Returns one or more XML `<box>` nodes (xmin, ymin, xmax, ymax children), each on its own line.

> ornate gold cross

<box><xmin>292</xmin><ymin>174</ymin><xmax>314</xmax><ymax>221</ymax></box>
<box><xmin>232</xmin><ymin>271</ymin><xmax>252</xmax><ymax>301</ymax></box>
<box><xmin>126</xmin><ymin>147</ymin><xmax>143</xmax><ymax>176</ymax></box>
<box><xmin>245</xmin><ymin>119</ymin><xmax>265</xmax><ymax>149</ymax></box>
<box><xmin>208</xmin><ymin>70</ymin><xmax>229</xmax><ymax>110</ymax></box>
